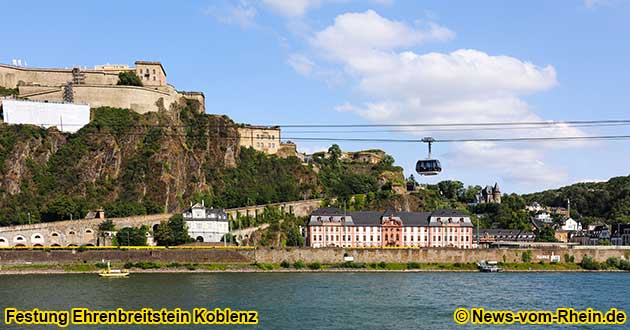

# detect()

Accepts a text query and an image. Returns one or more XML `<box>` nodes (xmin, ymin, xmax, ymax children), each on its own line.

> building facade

<box><xmin>237</xmin><ymin>125</ymin><xmax>281</xmax><ymax>154</ymax></box>
<box><xmin>306</xmin><ymin>208</ymin><xmax>474</xmax><ymax>248</ymax></box>
<box><xmin>182</xmin><ymin>201</ymin><xmax>229</xmax><ymax>243</ymax></box>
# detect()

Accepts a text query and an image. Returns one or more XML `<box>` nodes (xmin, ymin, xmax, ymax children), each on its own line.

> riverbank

<box><xmin>0</xmin><ymin>260</ymin><xmax>624</xmax><ymax>275</ymax></box>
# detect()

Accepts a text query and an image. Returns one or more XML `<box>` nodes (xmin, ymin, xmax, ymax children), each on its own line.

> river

<box><xmin>0</xmin><ymin>272</ymin><xmax>628</xmax><ymax>329</ymax></box>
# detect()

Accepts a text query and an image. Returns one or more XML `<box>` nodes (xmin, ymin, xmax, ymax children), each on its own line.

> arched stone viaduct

<box><xmin>0</xmin><ymin>199</ymin><xmax>325</xmax><ymax>247</ymax></box>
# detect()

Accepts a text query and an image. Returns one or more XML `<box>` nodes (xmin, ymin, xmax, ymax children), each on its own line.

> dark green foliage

<box><xmin>280</xmin><ymin>260</ymin><xmax>291</xmax><ymax>268</ymax></box>
<box><xmin>98</xmin><ymin>219</ymin><xmax>115</xmax><ymax>232</ymax></box>
<box><xmin>0</xmin><ymin>87</ymin><xmax>18</xmax><ymax>96</ymax></box>
<box><xmin>407</xmin><ymin>262</ymin><xmax>421</xmax><ymax>269</ymax></box>
<box><xmin>523</xmin><ymin>176</ymin><xmax>630</xmax><ymax>223</ymax></box>
<box><xmin>307</xmin><ymin>262</ymin><xmax>321</xmax><ymax>270</ymax></box>
<box><xmin>117</xmin><ymin>71</ymin><xmax>143</xmax><ymax>86</ymax></box>
<box><xmin>209</xmin><ymin>148</ymin><xmax>316</xmax><ymax>208</ymax></box>
<box><xmin>535</xmin><ymin>226</ymin><xmax>558</xmax><ymax>242</ymax></box>
<box><xmin>153</xmin><ymin>214</ymin><xmax>193</xmax><ymax>246</ymax></box>
<box><xmin>521</xmin><ymin>250</ymin><xmax>533</xmax><ymax>263</ymax></box>
<box><xmin>564</xmin><ymin>253</ymin><xmax>575</xmax><ymax>263</ymax></box>
<box><xmin>293</xmin><ymin>261</ymin><xmax>305</xmax><ymax>269</ymax></box>
<box><xmin>579</xmin><ymin>256</ymin><xmax>601</xmax><ymax>270</ymax></box>
<box><xmin>115</xmin><ymin>226</ymin><xmax>148</xmax><ymax>246</ymax></box>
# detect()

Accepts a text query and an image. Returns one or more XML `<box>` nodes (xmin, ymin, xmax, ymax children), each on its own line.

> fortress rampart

<box><xmin>0</xmin><ymin>61</ymin><xmax>205</xmax><ymax>114</ymax></box>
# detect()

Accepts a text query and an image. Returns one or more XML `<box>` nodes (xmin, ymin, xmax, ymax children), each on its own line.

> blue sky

<box><xmin>2</xmin><ymin>0</ymin><xmax>629</xmax><ymax>193</ymax></box>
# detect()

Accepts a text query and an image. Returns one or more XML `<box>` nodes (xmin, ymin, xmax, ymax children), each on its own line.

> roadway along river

<box><xmin>1</xmin><ymin>272</ymin><xmax>629</xmax><ymax>330</ymax></box>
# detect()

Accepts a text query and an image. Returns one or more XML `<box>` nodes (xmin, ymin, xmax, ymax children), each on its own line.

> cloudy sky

<box><xmin>3</xmin><ymin>0</ymin><xmax>629</xmax><ymax>193</ymax></box>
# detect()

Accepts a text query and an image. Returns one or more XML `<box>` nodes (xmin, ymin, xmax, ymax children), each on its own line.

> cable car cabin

<box><xmin>416</xmin><ymin>159</ymin><xmax>442</xmax><ymax>176</ymax></box>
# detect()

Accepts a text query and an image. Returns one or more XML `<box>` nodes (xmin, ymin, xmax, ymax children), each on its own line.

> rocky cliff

<box><xmin>0</xmin><ymin>102</ymin><xmax>317</xmax><ymax>225</ymax></box>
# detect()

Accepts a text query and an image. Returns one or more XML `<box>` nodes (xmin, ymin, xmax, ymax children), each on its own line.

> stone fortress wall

<box><xmin>0</xmin><ymin>61</ymin><xmax>205</xmax><ymax>114</ymax></box>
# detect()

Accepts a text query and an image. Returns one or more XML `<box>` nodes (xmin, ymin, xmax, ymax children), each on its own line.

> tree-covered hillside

<box><xmin>523</xmin><ymin>176</ymin><xmax>630</xmax><ymax>224</ymax></box>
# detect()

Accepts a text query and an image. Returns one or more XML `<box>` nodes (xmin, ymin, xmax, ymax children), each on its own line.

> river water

<box><xmin>0</xmin><ymin>272</ymin><xmax>628</xmax><ymax>330</ymax></box>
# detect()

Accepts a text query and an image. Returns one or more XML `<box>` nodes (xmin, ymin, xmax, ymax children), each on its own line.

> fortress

<box><xmin>0</xmin><ymin>61</ymin><xmax>205</xmax><ymax>114</ymax></box>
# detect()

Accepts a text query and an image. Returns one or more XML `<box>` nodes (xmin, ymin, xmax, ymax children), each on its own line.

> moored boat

<box><xmin>98</xmin><ymin>261</ymin><xmax>130</xmax><ymax>278</ymax></box>
<box><xmin>477</xmin><ymin>260</ymin><xmax>502</xmax><ymax>272</ymax></box>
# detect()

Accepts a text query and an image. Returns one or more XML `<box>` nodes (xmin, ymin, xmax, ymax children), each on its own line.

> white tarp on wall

<box><xmin>1</xmin><ymin>99</ymin><xmax>90</xmax><ymax>133</ymax></box>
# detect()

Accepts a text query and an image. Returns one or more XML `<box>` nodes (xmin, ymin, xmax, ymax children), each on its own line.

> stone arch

<box><xmin>85</xmin><ymin>229</ymin><xmax>94</xmax><ymax>234</ymax></box>
<box><xmin>152</xmin><ymin>224</ymin><xmax>160</xmax><ymax>232</ymax></box>
<box><xmin>67</xmin><ymin>244</ymin><xmax>78</xmax><ymax>247</ymax></box>
<box><xmin>85</xmin><ymin>243</ymin><xmax>95</xmax><ymax>246</ymax></box>
<box><xmin>51</xmin><ymin>243</ymin><xmax>61</xmax><ymax>247</ymax></box>
<box><xmin>15</xmin><ymin>243</ymin><xmax>26</xmax><ymax>247</ymax></box>
<box><xmin>13</xmin><ymin>235</ymin><xmax>26</xmax><ymax>243</ymax></box>
<box><xmin>0</xmin><ymin>237</ymin><xmax>8</xmax><ymax>246</ymax></box>
<box><xmin>33</xmin><ymin>244</ymin><xmax>43</xmax><ymax>247</ymax></box>
<box><xmin>31</xmin><ymin>233</ymin><xmax>45</xmax><ymax>244</ymax></box>
<box><xmin>196</xmin><ymin>236</ymin><xmax>204</xmax><ymax>242</ymax></box>
<box><xmin>68</xmin><ymin>230</ymin><xmax>76</xmax><ymax>236</ymax></box>
<box><xmin>51</xmin><ymin>232</ymin><xmax>60</xmax><ymax>238</ymax></box>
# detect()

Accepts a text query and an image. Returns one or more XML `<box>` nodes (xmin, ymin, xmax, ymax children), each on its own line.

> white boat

<box><xmin>477</xmin><ymin>260</ymin><xmax>502</xmax><ymax>272</ymax></box>
<box><xmin>98</xmin><ymin>261</ymin><xmax>130</xmax><ymax>278</ymax></box>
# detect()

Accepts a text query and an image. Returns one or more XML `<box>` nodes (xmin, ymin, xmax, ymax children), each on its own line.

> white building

<box><xmin>561</xmin><ymin>218</ymin><xmax>582</xmax><ymax>231</ymax></box>
<box><xmin>1</xmin><ymin>99</ymin><xmax>90</xmax><ymax>133</ymax></box>
<box><xmin>182</xmin><ymin>201</ymin><xmax>229</xmax><ymax>243</ymax></box>
<box><xmin>534</xmin><ymin>212</ymin><xmax>553</xmax><ymax>223</ymax></box>
<box><xmin>526</xmin><ymin>202</ymin><xmax>543</xmax><ymax>212</ymax></box>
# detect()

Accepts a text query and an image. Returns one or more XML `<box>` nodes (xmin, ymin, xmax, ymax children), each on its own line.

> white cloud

<box><xmin>206</xmin><ymin>1</ymin><xmax>258</xmax><ymax>28</ymax></box>
<box><xmin>261</xmin><ymin>0</ymin><xmax>323</xmax><ymax>16</ymax></box>
<box><xmin>305</xmin><ymin>10</ymin><xmax>586</xmax><ymax>186</ymax></box>
<box><xmin>445</xmin><ymin>142</ymin><xmax>567</xmax><ymax>187</ymax></box>
<box><xmin>312</xmin><ymin>10</ymin><xmax>454</xmax><ymax>60</ymax></box>
<box><xmin>288</xmin><ymin>53</ymin><xmax>315</xmax><ymax>76</ymax></box>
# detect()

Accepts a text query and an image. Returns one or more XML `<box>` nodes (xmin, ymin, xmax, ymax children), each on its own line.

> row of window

<box><xmin>255</xmin><ymin>134</ymin><xmax>276</xmax><ymax>140</ymax></box>
<box><xmin>140</xmin><ymin>75</ymin><xmax>157</xmax><ymax>81</ymax></box>
<box><xmin>312</xmin><ymin>234</ymin><xmax>470</xmax><ymax>242</ymax></box>
<box><xmin>139</xmin><ymin>68</ymin><xmax>157</xmax><ymax>75</ymax></box>
<box><xmin>256</xmin><ymin>142</ymin><xmax>276</xmax><ymax>148</ymax></box>
<box><xmin>312</xmin><ymin>226</ymin><xmax>471</xmax><ymax>233</ymax></box>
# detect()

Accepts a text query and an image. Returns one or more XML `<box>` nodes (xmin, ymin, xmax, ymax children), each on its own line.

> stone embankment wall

<box><xmin>1</xmin><ymin>247</ymin><xmax>629</xmax><ymax>265</ymax></box>
<box><xmin>0</xmin><ymin>199</ymin><xmax>324</xmax><ymax>247</ymax></box>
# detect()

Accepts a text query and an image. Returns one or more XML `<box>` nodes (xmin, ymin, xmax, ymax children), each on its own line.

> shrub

<box><xmin>166</xmin><ymin>262</ymin><xmax>181</xmax><ymax>268</ymax></box>
<box><xmin>255</xmin><ymin>263</ymin><xmax>274</xmax><ymax>270</ymax></box>
<box><xmin>378</xmin><ymin>261</ymin><xmax>387</xmax><ymax>269</ymax></box>
<box><xmin>123</xmin><ymin>262</ymin><xmax>134</xmax><ymax>269</ymax></box>
<box><xmin>579</xmin><ymin>256</ymin><xmax>601</xmax><ymax>270</ymax></box>
<box><xmin>293</xmin><ymin>261</ymin><xmax>305</xmax><ymax>269</ymax></box>
<box><xmin>307</xmin><ymin>262</ymin><xmax>321</xmax><ymax>270</ymax></box>
<box><xmin>280</xmin><ymin>260</ymin><xmax>291</xmax><ymax>269</ymax></box>
<box><xmin>117</xmin><ymin>71</ymin><xmax>143</xmax><ymax>86</ymax></box>
<box><xmin>340</xmin><ymin>261</ymin><xmax>365</xmax><ymax>269</ymax></box>
<box><xmin>606</xmin><ymin>257</ymin><xmax>621</xmax><ymax>269</ymax></box>
<box><xmin>564</xmin><ymin>253</ymin><xmax>575</xmax><ymax>263</ymax></box>
<box><xmin>95</xmin><ymin>262</ymin><xmax>108</xmax><ymax>269</ymax></box>
<box><xmin>521</xmin><ymin>250</ymin><xmax>532</xmax><ymax>263</ymax></box>
<box><xmin>406</xmin><ymin>262</ymin><xmax>421</xmax><ymax>269</ymax></box>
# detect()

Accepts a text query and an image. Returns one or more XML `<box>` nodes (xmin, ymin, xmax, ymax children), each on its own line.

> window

<box><xmin>153</xmin><ymin>76</ymin><xmax>156</xmax><ymax>81</ymax></box>
<box><xmin>153</xmin><ymin>69</ymin><xmax>156</xmax><ymax>74</ymax></box>
<box><xmin>370</xmin><ymin>235</ymin><xmax>373</xmax><ymax>242</ymax></box>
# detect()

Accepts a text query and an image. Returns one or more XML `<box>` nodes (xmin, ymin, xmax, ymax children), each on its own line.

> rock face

<box><xmin>0</xmin><ymin>104</ymin><xmax>249</xmax><ymax>222</ymax></box>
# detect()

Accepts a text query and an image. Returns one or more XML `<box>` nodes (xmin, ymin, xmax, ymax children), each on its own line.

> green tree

<box><xmin>535</xmin><ymin>226</ymin><xmax>558</xmax><ymax>242</ymax></box>
<box><xmin>44</xmin><ymin>195</ymin><xmax>81</xmax><ymax>221</ymax></box>
<box><xmin>437</xmin><ymin>180</ymin><xmax>464</xmax><ymax>200</ymax></box>
<box><xmin>117</xmin><ymin>71</ymin><xmax>143</xmax><ymax>86</ymax></box>
<box><xmin>116</xmin><ymin>226</ymin><xmax>148</xmax><ymax>246</ymax></box>
<box><xmin>154</xmin><ymin>214</ymin><xmax>193</xmax><ymax>246</ymax></box>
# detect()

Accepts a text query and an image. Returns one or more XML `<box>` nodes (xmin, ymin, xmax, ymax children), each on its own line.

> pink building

<box><xmin>307</xmin><ymin>208</ymin><xmax>474</xmax><ymax>248</ymax></box>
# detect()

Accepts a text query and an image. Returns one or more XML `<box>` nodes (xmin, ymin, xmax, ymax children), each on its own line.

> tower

<box><xmin>492</xmin><ymin>182</ymin><xmax>501</xmax><ymax>204</ymax></box>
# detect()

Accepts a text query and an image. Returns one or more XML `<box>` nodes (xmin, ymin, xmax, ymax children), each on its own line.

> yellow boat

<box><xmin>98</xmin><ymin>262</ymin><xmax>130</xmax><ymax>278</ymax></box>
